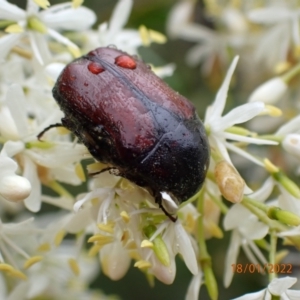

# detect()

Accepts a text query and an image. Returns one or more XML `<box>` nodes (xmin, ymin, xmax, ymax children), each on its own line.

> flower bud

<box><xmin>0</xmin><ymin>175</ymin><xmax>31</xmax><ymax>202</ymax></box>
<box><xmin>214</xmin><ymin>161</ymin><xmax>245</xmax><ymax>203</ymax></box>
<box><xmin>267</xmin><ymin>206</ymin><xmax>300</xmax><ymax>226</ymax></box>
<box><xmin>143</xmin><ymin>225</ymin><xmax>170</xmax><ymax>267</ymax></box>
<box><xmin>248</xmin><ymin>77</ymin><xmax>287</xmax><ymax>104</ymax></box>
<box><xmin>282</xmin><ymin>134</ymin><xmax>300</xmax><ymax>159</ymax></box>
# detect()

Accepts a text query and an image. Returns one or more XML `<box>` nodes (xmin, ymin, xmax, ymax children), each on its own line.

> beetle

<box><xmin>40</xmin><ymin>47</ymin><xmax>210</xmax><ymax>221</ymax></box>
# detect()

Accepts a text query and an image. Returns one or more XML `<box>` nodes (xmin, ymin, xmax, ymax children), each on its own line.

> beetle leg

<box><xmin>88</xmin><ymin>167</ymin><xmax>120</xmax><ymax>177</ymax></box>
<box><xmin>154</xmin><ymin>194</ymin><xmax>177</xmax><ymax>222</ymax></box>
<box><xmin>37</xmin><ymin>123</ymin><xmax>64</xmax><ymax>141</ymax></box>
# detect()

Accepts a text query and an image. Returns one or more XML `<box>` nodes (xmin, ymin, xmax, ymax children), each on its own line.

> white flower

<box><xmin>136</xmin><ymin>218</ymin><xmax>198</xmax><ymax>284</ymax></box>
<box><xmin>276</xmin><ymin>116</ymin><xmax>300</xmax><ymax>168</ymax></box>
<box><xmin>74</xmin><ymin>173</ymin><xmax>146</xmax><ymax>280</ymax></box>
<box><xmin>0</xmin><ymin>155</ymin><xmax>31</xmax><ymax>202</ymax></box>
<box><xmin>282</xmin><ymin>134</ymin><xmax>300</xmax><ymax>159</ymax></box>
<box><xmin>0</xmin><ymin>217</ymin><xmax>39</xmax><ymax>272</ymax></box>
<box><xmin>233</xmin><ymin>276</ymin><xmax>300</xmax><ymax>300</ymax></box>
<box><xmin>10</xmin><ymin>242</ymin><xmax>99</xmax><ymax>299</ymax></box>
<box><xmin>248</xmin><ymin>77</ymin><xmax>288</xmax><ymax>104</ymax></box>
<box><xmin>248</xmin><ymin>4</ymin><xmax>300</xmax><ymax>69</ymax></box>
<box><xmin>82</xmin><ymin>0</ymin><xmax>141</xmax><ymax>55</ymax></box>
<box><xmin>222</xmin><ymin>178</ymin><xmax>286</xmax><ymax>288</ymax></box>
<box><xmin>98</xmin><ymin>0</ymin><xmax>140</xmax><ymax>51</ymax></box>
<box><xmin>0</xmin><ymin>0</ymin><xmax>96</xmax><ymax>64</ymax></box>
<box><xmin>204</xmin><ymin>56</ymin><xmax>277</xmax><ymax>167</ymax></box>
<box><xmin>44</xmin><ymin>62</ymin><xmax>66</xmax><ymax>81</ymax></box>
<box><xmin>249</xmin><ymin>157</ymin><xmax>300</xmax><ymax>215</ymax></box>
<box><xmin>167</xmin><ymin>2</ymin><xmax>249</xmax><ymax>74</ymax></box>
<box><xmin>223</xmin><ymin>203</ymin><xmax>269</xmax><ymax>287</ymax></box>
<box><xmin>185</xmin><ymin>271</ymin><xmax>203</xmax><ymax>300</ymax></box>
<box><xmin>278</xmin><ymin>225</ymin><xmax>300</xmax><ymax>237</ymax></box>
<box><xmin>74</xmin><ymin>170</ymin><xmax>199</xmax><ymax>284</ymax></box>
<box><xmin>0</xmin><ymin>84</ymin><xmax>87</xmax><ymax>212</ymax></box>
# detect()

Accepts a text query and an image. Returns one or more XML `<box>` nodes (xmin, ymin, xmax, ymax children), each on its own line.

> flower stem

<box><xmin>269</xmin><ymin>230</ymin><xmax>277</xmax><ymax>281</ymax></box>
<box><xmin>282</xmin><ymin>60</ymin><xmax>300</xmax><ymax>83</ymax></box>
<box><xmin>207</xmin><ymin>190</ymin><xmax>228</xmax><ymax>214</ymax></box>
<box><xmin>243</xmin><ymin>197</ymin><xmax>267</xmax><ymax>212</ymax></box>
<box><xmin>242</xmin><ymin>198</ymin><xmax>300</xmax><ymax>249</ymax></box>
<box><xmin>197</xmin><ymin>189</ymin><xmax>218</xmax><ymax>300</ymax></box>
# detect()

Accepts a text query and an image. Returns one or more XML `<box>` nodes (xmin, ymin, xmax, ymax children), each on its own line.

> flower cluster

<box><xmin>1</xmin><ymin>0</ymin><xmax>300</xmax><ymax>299</ymax></box>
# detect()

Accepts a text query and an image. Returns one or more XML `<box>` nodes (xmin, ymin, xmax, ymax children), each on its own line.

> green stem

<box><xmin>243</xmin><ymin>197</ymin><xmax>268</xmax><ymax>212</ymax></box>
<box><xmin>282</xmin><ymin>60</ymin><xmax>300</xmax><ymax>82</ymax></box>
<box><xmin>269</xmin><ymin>230</ymin><xmax>277</xmax><ymax>281</ymax></box>
<box><xmin>257</xmin><ymin>135</ymin><xmax>284</xmax><ymax>143</ymax></box>
<box><xmin>207</xmin><ymin>191</ymin><xmax>228</xmax><ymax>214</ymax></box>
<box><xmin>197</xmin><ymin>189</ymin><xmax>218</xmax><ymax>300</ymax></box>
<box><xmin>179</xmin><ymin>189</ymin><xmax>202</xmax><ymax>209</ymax></box>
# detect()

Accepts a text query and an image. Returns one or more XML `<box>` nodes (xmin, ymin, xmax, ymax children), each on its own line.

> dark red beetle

<box><xmin>41</xmin><ymin>47</ymin><xmax>210</xmax><ymax>221</ymax></box>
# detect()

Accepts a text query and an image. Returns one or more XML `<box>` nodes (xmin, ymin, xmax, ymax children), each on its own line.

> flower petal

<box><xmin>41</xmin><ymin>3</ymin><xmax>96</xmax><ymax>30</ymax></box>
<box><xmin>0</xmin><ymin>34</ymin><xmax>23</xmax><ymax>61</ymax></box>
<box><xmin>282</xmin><ymin>134</ymin><xmax>300</xmax><ymax>159</ymax></box>
<box><xmin>212</xmin><ymin>102</ymin><xmax>264</xmax><ymax>132</ymax></box>
<box><xmin>224</xmin><ymin>230</ymin><xmax>241</xmax><ymax>288</ymax></box>
<box><xmin>47</xmin><ymin>28</ymin><xmax>79</xmax><ymax>49</ymax></box>
<box><xmin>25</xmin><ymin>143</ymin><xmax>87</xmax><ymax>168</ymax></box>
<box><xmin>224</xmin><ymin>142</ymin><xmax>264</xmax><ymax>166</ymax></box>
<box><xmin>64</xmin><ymin>207</ymin><xmax>93</xmax><ymax>233</ymax></box>
<box><xmin>5</xmin><ymin>84</ymin><xmax>28</xmax><ymax>137</ymax></box>
<box><xmin>268</xmin><ymin>277</ymin><xmax>297</xmax><ymax>296</ymax></box>
<box><xmin>185</xmin><ymin>271</ymin><xmax>203</xmax><ymax>300</ymax></box>
<box><xmin>100</xmin><ymin>241</ymin><xmax>131</xmax><ymax>280</ymax></box>
<box><xmin>286</xmin><ymin>289</ymin><xmax>300</xmax><ymax>300</ymax></box>
<box><xmin>45</xmin><ymin>62</ymin><xmax>66</xmax><ymax>81</ymax></box>
<box><xmin>0</xmin><ymin>155</ymin><xmax>18</xmax><ymax>176</ymax></box>
<box><xmin>232</xmin><ymin>289</ymin><xmax>266</xmax><ymax>300</ymax></box>
<box><xmin>23</xmin><ymin>157</ymin><xmax>41</xmax><ymax>212</ymax></box>
<box><xmin>205</xmin><ymin>56</ymin><xmax>239</xmax><ymax>124</ymax></box>
<box><xmin>276</xmin><ymin>115</ymin><xmax>300</xmax><ymax>135</ymax></box>
<box><xmin>28</xmin><ymin>31</ymin><xmax>51</xmax><ymax>65</ymax></box>
<box><xmin>167</xmin><ymin>1</ymin><xmax>194</xmax><ymax>37</ymax></box>
<box><xmin>108</xmin><ymin>0</ymin><xmax>133</xmax><ymax>38</ymax></box>
<box><xmin>248</xmin><ymin>177</ymin><xmax>274</xmax><ymax>202</ymax></box>
<box><xmin>224</xmin><ymin>204</ymin><xmax>250</xmax><ymax>231</ymax></box>
<box><xmin>248</xmin><ymin>77</ymin><xmax>287</xmax><ymax>104</ymax></box>
<box><xmin>224</xmin><ymin>132</ymin><xmax>277</xmax><ymax>145</ymax></box>
<box><xmin>240</xmin><ymin>219</ymin><xmax>269</xmax><ymax>240</ymax></box>
<box><xmin>1</xmin><ymin>141</ymin><xmax>24</xmax><ymax>157</ymax></box>
<box><xmin>248</xmin><ymin>7</ymin><xmax>294</xmax><ymax>24</ymax></box>
<box><xmin>174</xmin><ymin>222</ymin><xmax>198</xmax><ymax>275</ymax></box>
<box><xmin>150</xmin><ymin>253</ymin><xmax>176</xmax><ymax>284</ymax></box>
<box><xmin>0</xmin><ymin>1</ymin><xmax>26</xmax><ymax>20</ymax></box>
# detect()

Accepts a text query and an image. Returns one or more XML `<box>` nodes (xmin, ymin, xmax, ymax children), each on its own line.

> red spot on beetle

<box><xmin>115</xmin><ymin>55</ymin><xmax>137</xmax><ymax>69</ymax></box>
<box><xmin>88</xmin><ymin>62</ymin><xmax>105</xmax><ymax>74</ymax></box>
